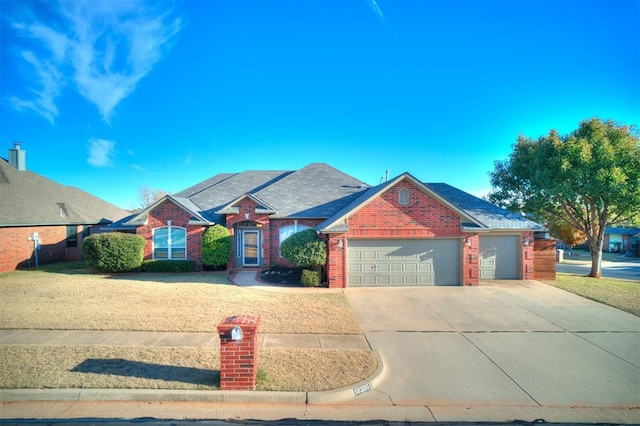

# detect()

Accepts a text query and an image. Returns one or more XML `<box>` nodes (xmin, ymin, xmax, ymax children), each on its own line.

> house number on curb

<box><xmin>353</xmin><ymin>382</ymin><xmax>372</xmax><ymax>397</ymax></box>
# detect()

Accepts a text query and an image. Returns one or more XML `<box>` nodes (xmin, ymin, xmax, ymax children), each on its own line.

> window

<box><xmin>66</xmin><ymin>225</ymin><xmax>78</xmax><ymax>247</ymax></box>
<box><xmin>153</xmin><ymin>226</ymin><xmax>186</xmax><ymax>259</ymax></box>
<box><xmin>279</xmin><ymin>223</ymin><xmax>311</xmax><ymax>257</ymax></box>
<box><xmin>399</xmin><ymin>188</ymin><xmax>410</xmax><ymax>205</ymax></box>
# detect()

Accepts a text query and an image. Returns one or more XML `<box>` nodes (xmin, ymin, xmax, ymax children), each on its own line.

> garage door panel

<box><xmin>348</xmin><ymin>239</ymin><xmax>460</xmax><ymax>287</ymax></box>
<box><xmin>479</xmin><ymin>236</ymin><xmax>519</xmax><ymax>279</ymax></box>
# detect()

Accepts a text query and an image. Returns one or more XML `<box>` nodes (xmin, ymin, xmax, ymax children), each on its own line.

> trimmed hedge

<box><xmin>82</xmin><ymin>232</ymin><xmax>145</xmax><ymax>273</ymax></box>
<box><xmin>280</xmin><ymin>229</ymin><xmax>327</xmax><ymax>269</ymax></box>
<box><xmin>141</xmin><ymin>260</ymin><xmax>195</xmax><ymax>273</ymax></box>
<box><xmin>202</xmin><ymin>224</ymin><xmax>232</xmax><ymax>270</ymax></box>
<box><xmin>301</xmin><ymin>269</ymin><xmax>321</xmax><ymax>287</ymax></box>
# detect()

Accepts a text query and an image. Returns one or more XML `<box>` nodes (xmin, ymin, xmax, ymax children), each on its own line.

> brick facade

<box><xmin>0</xmin><ymin>225</ymin><xmax>85</xmax><ymax>273</ymax></box>
<box><xmin>132</xmin><ymin>179</ymin><xmax>536</xmax><ymax>287</ymax></box>
<box><xmin>135</xmin><ymin>200</ymin><xmax>205</xmax><ymax>270</ymax></box>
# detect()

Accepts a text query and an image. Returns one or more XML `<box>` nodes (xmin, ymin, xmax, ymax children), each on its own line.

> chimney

<box><xmin>9</xmin><ymin>142</ymin><xmax>26</xmax><ymax>171</ymax></box>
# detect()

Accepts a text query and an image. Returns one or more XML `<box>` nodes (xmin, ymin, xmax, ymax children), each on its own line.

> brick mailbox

<box><xmin>217</xmin><ymin>314</ymin><xmax>261</xmax><ymax>391</ymax></box>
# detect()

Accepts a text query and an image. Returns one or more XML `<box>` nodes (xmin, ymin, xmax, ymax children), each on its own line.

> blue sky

<box><xmin>1</xmin><ymin>0</ymin><xmax>638</xmax><ymax>211</ymax></box>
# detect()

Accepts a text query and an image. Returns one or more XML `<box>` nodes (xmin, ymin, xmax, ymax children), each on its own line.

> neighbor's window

<box><xmin>153</xmin><ymin>226</ymin><xmax>186</xmax><ymax>259</ymax></box>
<box><xmin>66</xmin><ymin>225</ymin><xmax>78</xmax><ymax>247</ymax></box>
<box><xmin>399</xmin><ymin>187</ymin><xmax>410</xmax><ymax>205</ymax></box>
<box><xmin>278</xmin><ymin>223</ymin><xmax>311</xmax><ymax>257</ymax></box>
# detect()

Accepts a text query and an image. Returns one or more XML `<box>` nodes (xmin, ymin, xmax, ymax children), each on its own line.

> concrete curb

<box><xmin>0</xmin><ymin>388</ymin><xmax>307</xmax><ymax>404</ymax></box>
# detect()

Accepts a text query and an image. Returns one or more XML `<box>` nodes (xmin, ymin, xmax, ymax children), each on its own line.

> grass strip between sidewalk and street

<box><xmin>542</xmin><ymin>274</ymin><xmax>640</xmax><ymax>317</ymax></box>
<box><xmin>0</xmin><ymin>345</ymin><xmax>377</xmax><ymax>391</ymax></box>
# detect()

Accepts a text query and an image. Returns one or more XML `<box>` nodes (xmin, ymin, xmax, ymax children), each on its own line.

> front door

<box><xmin>242</xmin><ymin>230</ymin><xmax>260</xmax><ymax>266</ymax></box>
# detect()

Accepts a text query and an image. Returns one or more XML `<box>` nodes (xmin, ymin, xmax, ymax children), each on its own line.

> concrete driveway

<box><xmin>343</xmin><ymin>280</ymin><xmax>640</xmax><ymax>411</ymax></box>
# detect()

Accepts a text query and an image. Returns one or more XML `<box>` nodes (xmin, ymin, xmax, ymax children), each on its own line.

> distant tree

<box><xmin>138</xmin><ymin>186</ymin><xmax>166</xmax><ymax>210</ymax></box>
<box><xmin>489</xmin><ymin>118</ymin><xmax>640</xmax><ymax>278</ymax></box>
<box><xmin>547</xmin><ymin>217</ymin><xmax>587</xmax><ymax>254</ymax></box>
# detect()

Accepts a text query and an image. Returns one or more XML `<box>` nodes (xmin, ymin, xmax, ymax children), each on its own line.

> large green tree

<box><xmin>489</xmin><ymin>118</ymin><xmax>640</xmax><ymax>278</ymax></box>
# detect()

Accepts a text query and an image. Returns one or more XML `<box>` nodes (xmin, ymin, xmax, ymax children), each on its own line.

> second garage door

<box><xmin>479</xmin><ymin>235</ymin><xmax>520</xmax><ymax>279</ymax></box>
<box><xmin>348</xmin><ymin>239</ymin><xmax>460</xmax><ymax>286</ymax></box>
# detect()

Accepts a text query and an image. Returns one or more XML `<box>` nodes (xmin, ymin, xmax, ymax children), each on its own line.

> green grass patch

<box><xmin>543</xmin><ymin>274</ymin><xmax>640</xmax><ymax>317</ymax></box>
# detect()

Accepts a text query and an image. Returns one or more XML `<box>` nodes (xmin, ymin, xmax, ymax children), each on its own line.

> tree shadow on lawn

<box><xmin>71</xmin><ymin>359</ymin><xmax>219</xmax><ymax>388</ymax></box>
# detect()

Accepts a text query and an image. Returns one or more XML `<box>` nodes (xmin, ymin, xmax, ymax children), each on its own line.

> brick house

<box><xmin>0</xmin><ymin>143</ymin><xmax>129</xmax><ymax>273</ymax></box>
<box><xmin>124</xmin><ymin>163</ymin><xmax>544</xmax><ymax>287</ymax></box>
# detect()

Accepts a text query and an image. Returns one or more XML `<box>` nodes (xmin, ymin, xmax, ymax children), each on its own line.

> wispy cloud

<box><xmin>87</xmin><ymin>138</ymin><xmax>116</xmax><ymax>167</ymax></box>
<box><xmin>8</xmin><ymin>1</ymin><xmax>182</xmax><ymax>123</ymax></box>
<box><xmin>366</xmin><ymin>0</ymin><xmax>386</xmax><ymax>23</ymax></box>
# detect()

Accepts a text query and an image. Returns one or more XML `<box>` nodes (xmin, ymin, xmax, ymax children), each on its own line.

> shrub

<box><xmin>202</xmin><ymin>225</ymin><xmax>232</xmax><ymax>270</ymax></box>
<box><xmin>301</xmin><ymin>268</ymin><xmax>321</xmax><ymax>287</ymax></box>
<box><xmin>141</xmin><ymin>260</ymin><xmax>195</xmax><ymax>273</ymax></box>
<box><xmin>280</xmin><ymin>229</ymin><xmax>327</xmax><ymax>270</ymax></box>
<box><xmin>82</xmin><ymin>232</ymin><xmax>145</xmax><ymax>273</ymax></box>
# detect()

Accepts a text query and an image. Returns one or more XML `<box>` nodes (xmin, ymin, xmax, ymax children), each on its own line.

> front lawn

<box><xmin>0</xmin><ymin>264</ymin><xmax>360</xmax><ymax>334</ymax></box>
<box><xmin>543</xmin><ymin>274</ymin><xmax>640</xmax><ymax>317</ymax></box>
<box><xmin>0</xmin><ymin>263</ymin><xmax>375</xmax><ymax>391</ymax></box>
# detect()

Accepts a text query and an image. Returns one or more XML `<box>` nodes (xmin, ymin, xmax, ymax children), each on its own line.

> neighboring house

<box><xmin>123</xmin><ymin>163</ymin><xmax>544</xmax><ymax>287</ymax></box>
<box><xmin>603</xmin><ymin>226</ymin><xmax>640</xmax><ymax>254</ymax></box>
<box><xmin>0</xmin><ymin>143</ymin><xmax>129</xmax><ymax>273</ymax></box>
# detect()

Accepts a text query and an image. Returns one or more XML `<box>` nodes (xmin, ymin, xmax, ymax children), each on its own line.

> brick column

<box><xmin>217</xmin><ymin>314</ymin><xmax>261</xmax><ymax>391</ymax></box>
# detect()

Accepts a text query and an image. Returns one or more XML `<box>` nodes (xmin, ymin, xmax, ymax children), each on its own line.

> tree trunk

<box><xmin>589</xmin><ymin>243</ymin><xmax>602</xmax><ymax>278</ymax></box>
<box><xmin>587</xmin><ymin>217</ymin><xmax>607</xmax><ymax>278</ymax></box>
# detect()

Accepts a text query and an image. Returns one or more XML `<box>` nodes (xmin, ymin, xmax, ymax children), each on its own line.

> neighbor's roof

<box><xmin>605</xmin><ymin>226</ymin><xmax>640</xmax><ymax>235</ymax></box>
<box><xmin>0</xmin><ymin>159</ymin><xmax>129</xmax><ymax>227</ymax></box>
<box><xmin>173</xmin><ymin>163</ymin><xmax>370</xmax><ymax>223</ymax></box>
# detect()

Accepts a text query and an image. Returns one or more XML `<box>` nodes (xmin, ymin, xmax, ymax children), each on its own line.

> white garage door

<box><xmin>479</xmin><ymin>235</ymin><xmax>520</xmax><ymax>279</ymax></box>
<box><xmin>348</xmin><ymin>239</ymin><xmax>460</xmax><ymax>286</ymax></box>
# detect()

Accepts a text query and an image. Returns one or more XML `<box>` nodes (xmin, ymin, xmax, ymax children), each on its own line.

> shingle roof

<box><xmin>426</xmin><ymin>183</ymin><xmax>545</xmax><ymax>231</ymax></box>
<box><xmin>0</xmin><ymin>159</ymin><xmax>129</xmax><ymax>227</ymax></box>
<box><xmin>174</xmin><ymin>163</ymin><xmax>369</xmax><ymax>222</ymax></box>
<box><xmin>317</xmin><ymin>174</ymin><xmax>544</xmax><ymax>233</ymax></box>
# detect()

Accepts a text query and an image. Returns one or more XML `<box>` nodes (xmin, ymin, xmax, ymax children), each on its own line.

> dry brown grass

<box><xmin>0</xmin><ymin>269</ymin><xmax>361</xmax><ymax>334</ymax></box>
<box><xmin>0</xmin><ymin>345</ymin><xmax>377</xmax><ymax>392</ymax></box>
<box><xmin>0</xmin><ymin>265</ymin><xmax>375</xmax><ymax>392</ymax></box>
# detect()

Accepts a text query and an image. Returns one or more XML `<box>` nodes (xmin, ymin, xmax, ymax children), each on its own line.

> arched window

<box><xmin>279</xmin><ymin>223</ymin><xmax>311</xmax><ymax>256</ymax></box>
<box><xmin>399</xmin><ymin>187</ymin><xmax>410</xmax><ymax>205</ymax></box>
<box><xmin>153</xmin><ymin>226</ymin><xmax>186</xmax><ymax>259</ymax></box>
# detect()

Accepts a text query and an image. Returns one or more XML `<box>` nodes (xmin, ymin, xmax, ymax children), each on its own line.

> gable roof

<box><xmin>0</xmin><ymin>159</ymin><xmax>129</xmax><ymax>227</ymax></box>
<box><xmin>123</xmin><ymin>195</ymin><xmax>213</xmax><ymax>227</ymax></box>
<box><xmin>317</xmin><ymin>173</ymin><xmax>544</xmax><ymax>233</ymax></box>
<box><xmin>173</xmin><ymin>163</ymin><xmax>369</xmax><ymax>223</ymax></box>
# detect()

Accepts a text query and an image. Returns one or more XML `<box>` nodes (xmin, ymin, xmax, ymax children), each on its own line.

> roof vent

<box><xmin>9</xmin><ymin>142</ymin><xmax>26</xmax><ymax>171</ymax></box>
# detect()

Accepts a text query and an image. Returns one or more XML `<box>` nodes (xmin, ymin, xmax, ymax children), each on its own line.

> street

<box><xmin>556</xmin><ymin>259</ymin><xmax>640</xmax><ymax>281</ymax></box>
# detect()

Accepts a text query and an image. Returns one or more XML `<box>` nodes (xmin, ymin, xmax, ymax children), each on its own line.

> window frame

<box><xmin>278</xmin><ymin>222</ymin><xmax>311</xmax><ymax>257</ymax></box>
<box><xmin>399</xmin><ymin>187</ymin><xmax>410</xmax><ymax>205</ymax></box>
<box><xmin>153</xmin><ymin>225</ymin><xmax>187</xmax><ymax>260</ymax></box>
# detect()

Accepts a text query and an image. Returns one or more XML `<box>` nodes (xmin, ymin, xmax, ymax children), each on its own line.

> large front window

<box><xmin>153</xmin><ymin>226</ymin><xmax>186</xmax><ymax>259</ymax></box>
<box><xmin>279</xmin><ymin>223</ymin><xmax>311</xmax><ymax>257</ymax></box>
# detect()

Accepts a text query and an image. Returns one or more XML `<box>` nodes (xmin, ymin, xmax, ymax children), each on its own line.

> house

<box><xmin>603</xmin><ymin>226</ymin><xmax>640</xmax><ymax>254</ymax></box>
<box><xmin>124</xmin><ymin>163</ymin><xmax>545</xmax><ymax>287</ymax></box>
<box><xmin>0</xmin><ymin>143</ymin><xmax>130</xmax><ymax>273</ymax></box>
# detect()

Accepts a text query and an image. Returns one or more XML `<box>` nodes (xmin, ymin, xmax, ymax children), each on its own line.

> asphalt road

<box><xmin>556</xmin><ymin>259</ymin><xmax>640</xmax><ymax>281</ymax></box>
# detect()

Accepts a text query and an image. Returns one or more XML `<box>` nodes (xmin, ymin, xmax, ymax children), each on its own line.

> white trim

<box><xmin>152</xmin><ymin>225</ymin><xmax>187</xmax><ymax>260</ymax></box>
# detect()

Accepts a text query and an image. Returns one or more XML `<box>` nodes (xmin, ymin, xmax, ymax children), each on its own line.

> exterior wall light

<box><xmin>464</xmin><ymin>237</ymin><xmax>471</xmax><ymax>247</ymax></box>
<box><xmin>337</xmin><ymin>239</ymin><xmax>344</xmax><ymax>249</ymax></box>
<box><xmin>523</xmin><ymin>237</ymin><xmax>532</xmax><ymax>246</ymax></box>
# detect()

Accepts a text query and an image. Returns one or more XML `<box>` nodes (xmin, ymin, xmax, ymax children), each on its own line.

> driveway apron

<box><xmin>344</xmin><ymin>280</ymin><xmax>640</xmax><ymax>408</ymax></box>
